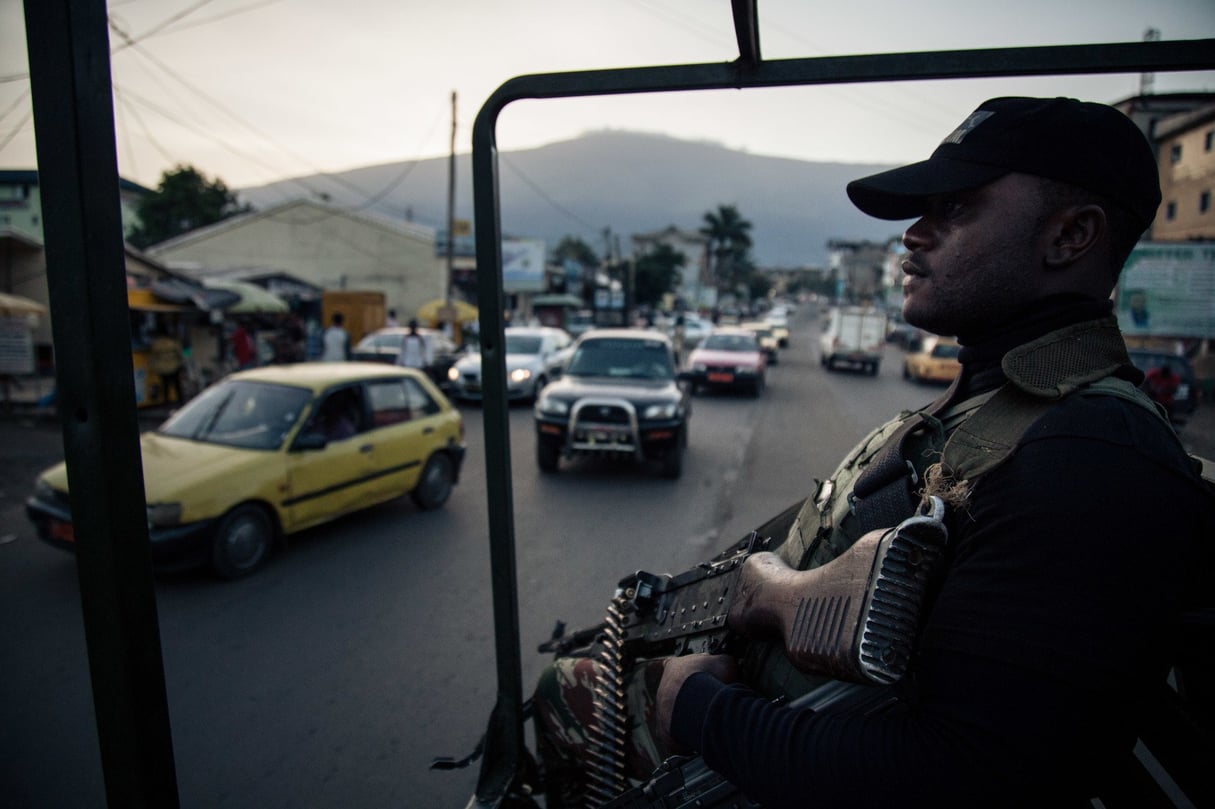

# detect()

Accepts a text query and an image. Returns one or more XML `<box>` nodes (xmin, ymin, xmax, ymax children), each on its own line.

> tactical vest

<box><xmin>748</xmin><ymin>316</ymin><xmax>1170</xmax><ymax>698</ymax></box>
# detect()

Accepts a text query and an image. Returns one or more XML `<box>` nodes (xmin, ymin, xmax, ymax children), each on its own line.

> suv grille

<box><xmin>575</xmin><ymin>404</ymin><xmax>630</xmax><ymax>425</ymax></box>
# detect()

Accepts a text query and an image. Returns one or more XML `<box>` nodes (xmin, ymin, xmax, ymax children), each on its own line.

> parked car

<box><xmin>1127</xmin><ymin>348</ymin><xmax>1199</xmax><ymax>423</ymax></box>
<box><xmin>26</xmin><ymin>364</ymin><xmax>466</xmax><ymax>579</ymax></box>
<box><xmin>903</xmin><ymin>335</ymin><xmax>961</xmax><ymax>384</ymax></box>
<box><xmin>534</xmin><ymin>329</ymin><xmax>689</xmax><ymax>478</ymax></box>
<box><xmin>739</xmin><ymin>321</ymin><xmax>780</xmax><ymax>364</ymax></box>
<box><xmin>352</xmin><ymin>326</ymin><xmax>461</xmax><ymax>389</ymax></box>
<box><xmin>681</xmin><ymin>327</ymin><xmax>767</xmax><ymax>397</ymax></box>
<box><xmin>447</xmin><ymin>326</ymin><xmax>574</xmax><ymax>402</ymax></box>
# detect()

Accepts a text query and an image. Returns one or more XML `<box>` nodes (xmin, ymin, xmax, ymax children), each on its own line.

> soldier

<box><xmin>533</xmin><ymin>97</ymin><xmax>1215</xmax><ymax>807</ymax></box>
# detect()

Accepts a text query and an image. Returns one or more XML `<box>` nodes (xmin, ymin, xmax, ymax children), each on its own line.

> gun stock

<box><xmin>729</xmin><ymin>498</ymin><xmax>947</xmax><ymax>683</ymax></box>
<box><xmin>614</xmin><ymin>496</ymin><xmax>948</xmax><ymax>685</ymax></box>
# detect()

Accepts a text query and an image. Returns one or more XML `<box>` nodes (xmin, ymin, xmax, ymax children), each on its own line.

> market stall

<box><xmin>417</xmin><ymin>297</ymin><xmax>478</xmax><ymax>347</ymax></box>
<box><xmin>0</xmin><ymin>292</ymin><xmax>49</xmax><ymax>410</ymax></box>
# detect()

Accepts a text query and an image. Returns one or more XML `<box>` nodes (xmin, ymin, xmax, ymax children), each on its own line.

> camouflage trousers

<box><xmin>532</xmin><ymin>652</ymin><xmax>671</xmax><ymax>806</ymax></box>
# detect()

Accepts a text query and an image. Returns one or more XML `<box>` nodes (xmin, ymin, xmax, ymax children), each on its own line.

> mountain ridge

<box><xmin>237</xmin><ymin>130</ymin><xmax>903</xmax><ymax>266</ymax></box>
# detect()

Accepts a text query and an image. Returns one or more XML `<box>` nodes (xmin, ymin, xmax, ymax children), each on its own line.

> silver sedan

<box><xmin>447</xmin><ymin>326</ymin><xmax>574</xmax><ymax>402</ymax></box>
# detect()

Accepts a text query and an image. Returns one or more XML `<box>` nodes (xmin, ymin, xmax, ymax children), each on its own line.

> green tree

<box><xmin>745</xmin><ymin>269</ymin><xmax>772</xmax><ymax>302</ymax></box>
<box><xmin>552</xmin><ymin>235</ymin><xmax>599</xmax><ymax>268</ymax></box>
<box><xmin>633</xmin><ymin>243</ymin><xmax>685</xmax><ymax>307</ymax></box>
<box><xmin>129</xmin><ymin>165</ymin><xmax>251</xmax><ymax>248</ymax></box>
<box><xmin>699</xmin><ymin>204</ymin><xmax>753</xmax><ymax>294</ymax></box>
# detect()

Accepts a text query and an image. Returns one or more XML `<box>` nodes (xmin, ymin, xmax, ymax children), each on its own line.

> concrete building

<box><xmin>1151</xmin><ymin>103</ymin><xmax>1215</xmax><ymax>242</ymax></box>
<box><xmin>0</xmin><ymin>169</ymin><xmax>149</xmax><ymax>243</ymax></box>
<box><xmin>826</xmin><ymin>239</ymin><xmax>894</xmax><ymax>306</ymax></box>
<box><xmin>147</xmin><ymin>198</ymin><xmax>447</xmax><ymax>323</ymax></box>
<box><xmin>1</xmin><ymin>169</ymin><xmax>156</xmax><ymax>370</ymax></box>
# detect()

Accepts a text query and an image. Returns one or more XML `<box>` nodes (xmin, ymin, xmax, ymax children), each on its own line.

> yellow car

<box><xmin>765</xmin><ymin>311</ymin><xmax>791</xmax><ymax>347</ymax></box>
<box><xmin>740</xmin><ymin>321</ymin><xmax>780</xmax><ymax>364</ymax></box>
<box><xmin>26</xmin><ymin>363</ymin><xmax>465</xmax><ymax>578</ymax></box>
<box><xmin>903</xmin><ymin>335</ymin><xmax>961</xmax><ymax>384</ymax></box>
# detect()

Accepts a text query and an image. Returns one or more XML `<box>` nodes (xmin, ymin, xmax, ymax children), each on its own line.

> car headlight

<box><xmin>447</xmin><ymin>366</ymin><xmax>461</xmax><ymax>382</ymax></box>
<box><xmin>643</xmin><ymin>402</ymin><xmax>679</xmax><ymax>420</ymax></box>
<box><xmin>147</xmin><ymin>502</ymin><xmax>183</xmax><ymax>528</ymax></box>
<box><xmin>691</xmin><ymin>363</ymin><xmax>706</xmax><ymax>372</ymax></box>
<box><xmin>509</xmin><ymin>367</ymin><xmax>533</xmax><ymax>384</ymax></box>
<box><xmin>536</xmin><ymin>395</ymin><xmax>570</xmax><ymax>416</ymax></box>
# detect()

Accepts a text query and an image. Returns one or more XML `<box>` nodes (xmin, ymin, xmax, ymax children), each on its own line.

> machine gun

<box><xmin>545</xmin><ymin>496</ymin><xmax>949</xmax><ymax>806</ymax></box>
<box><xmin>611</xmin><ymin>494</ymin><xmax>948</xmax><ymax>685</ymax></box>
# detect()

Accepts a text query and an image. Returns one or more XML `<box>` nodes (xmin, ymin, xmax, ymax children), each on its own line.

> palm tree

<box><xmin>699</xmin><ymin>204</ymin><xmax>753</xmax><ymax>296</ymax></box>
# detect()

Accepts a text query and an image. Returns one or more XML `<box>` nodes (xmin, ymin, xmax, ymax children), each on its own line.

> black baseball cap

<box><xmin>846</xmin><ymin>96</ymin><xmax>1161</xmax><ymax>228</ymax></box>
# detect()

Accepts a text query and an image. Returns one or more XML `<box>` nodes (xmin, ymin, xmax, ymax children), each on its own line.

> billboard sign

<box><xmin>1116</xmin><ymin>243</ymin><xmax>1215</xmax><ymax>339</ymax></box>
<box><xmin>0</xmin><ymin>316</ymin><xmax>35</xmax><ymax>374</ymax></box>
<box><xmin>503</xmin><ymin>239</ymin><xmax>546</xmax><ymax>293</ymax></box>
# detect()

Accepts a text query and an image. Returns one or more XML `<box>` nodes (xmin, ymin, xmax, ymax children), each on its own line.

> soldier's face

<box><xmin>900</xmin><ymin>173</ymin><xmax>1049</xmax><ymax>340</ymax></box>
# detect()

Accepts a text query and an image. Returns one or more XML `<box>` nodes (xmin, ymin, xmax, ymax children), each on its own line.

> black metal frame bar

<box><xmin>19</xmin><ymin>0</ymin><xmax>1214</xmax><ymax>804</ymax></box>
<box><xmin>469</xmin><ymin>34</ymin><xmax>1214</xmax><ymax>807</ymax></box>
<box><xmin>22</xmin><ymin>1</ymin><xmax>179</xmax><ymax>807</ymax></box>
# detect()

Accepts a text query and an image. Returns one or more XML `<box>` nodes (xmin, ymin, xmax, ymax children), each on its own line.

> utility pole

<box><xmin>445</xmin><ymin>90</ymin><xmax>457</xmax><ymax>317</ymax></box>
<box><xmin>1141</xmin><ymin>28</ymin><xmax>1161</xmax><ymax>96</ymax></box>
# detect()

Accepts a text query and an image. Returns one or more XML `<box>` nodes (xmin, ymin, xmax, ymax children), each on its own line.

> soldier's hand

<box><xmin>655</xmin><ymin>653</ymin><xmax>739</xmax><ymax>754</ymax></box>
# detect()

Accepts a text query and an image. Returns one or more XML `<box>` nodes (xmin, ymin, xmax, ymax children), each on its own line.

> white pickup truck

<box><xmin>819</xmin><ymin>306</ymin><xmax>887</xmax><ymax>375</ymax></box>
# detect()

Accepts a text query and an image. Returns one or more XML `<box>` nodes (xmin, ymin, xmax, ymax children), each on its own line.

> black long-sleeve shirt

<box><xmin>671</xmin><ymin>298</ymin><xmax>1214</xmax><ymax>806</ymax></box>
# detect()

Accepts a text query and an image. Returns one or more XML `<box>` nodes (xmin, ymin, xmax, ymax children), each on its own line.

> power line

<box><xmin>499</xmin><ymin>154</ymin><xmax>601</xmax><ymax>238</ymax></box>
<box><xmin>110</xmin><ymin>0</ymin><xmax>218</xmax><ymax>54</ymax></box>
<box><xmin>114</xmin><ymin>87</ymin><xmax>184</xmax><ymax>168</ymax></box>
<box><xmin>346</xmin><ymin>101</ymin><xmax>451</xmax><ymax>213</ymax></box>
<box><xmin>625</xmin><ymin>0</ymin><xmax>735</xmax><ymax>51</ymax></box>
<box><xmin>758</xmin><ymin>12</ymin><xmax>961</xmax><ymax>135</ymax></box>
<box><xmin>109</xmin><ymin>27</ymin><xmax>391</xmax><ymax>204</ymax></box>
<box><xmin>131</xmin><ymin>0</ymin><xmax>286</xmax><ymax>40</ymax></box>
<box><xmin>113</xmin><ymin>83</ymin><xmax>326</xmax><ymax>200</ymax></box>
<box><xmin>113</xmin><ymin>90</ymin><xmax>141</xmax><ymax>180</ymax></box>
<box><xmin>0</xmin><ymin>109</ymin><xmax>31</xmax><ymax>152</ymax></box>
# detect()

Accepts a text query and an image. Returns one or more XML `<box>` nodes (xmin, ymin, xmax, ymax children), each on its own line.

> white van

<box><xmin>819</xmin><ymin>306</ymin><xmax>887</xmax><ymax>375</ymax></box>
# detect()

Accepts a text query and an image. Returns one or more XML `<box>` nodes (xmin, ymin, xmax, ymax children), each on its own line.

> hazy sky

<box><xmin>2</xmin><ymin>0</ymin><xmax>1213</xmax><ymax>190</ymax></box>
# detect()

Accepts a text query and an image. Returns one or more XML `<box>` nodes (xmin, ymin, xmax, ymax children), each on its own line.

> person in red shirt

<box><xmin>230</xmin><ymin>322</ymin><xmax>255</xmax><ymax>369</ymax></box>
<box><xmin>1144</xmin><ymin>364</ymin><xmax>1180</xmax><ymax>416</ymax></box>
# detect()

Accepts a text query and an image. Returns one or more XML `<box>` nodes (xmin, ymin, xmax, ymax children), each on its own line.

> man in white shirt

<box><xmin>396</xmin><ymin>319</ymin><xmax>432</xmax><ymax>372</ymax></box>
<box><xmin>320</xmin><ymin>312</ymin><xmax>351</xmax><ymax>362</ymax></box>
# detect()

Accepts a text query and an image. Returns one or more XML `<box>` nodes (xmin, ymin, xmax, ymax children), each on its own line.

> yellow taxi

<box><xmin>26</xmin><ymin>363</ymin><xmax>465</xmax><ymax>578</ymax></box>
<box><xmin>903</xmin><ymin>335</ymin><xmax>962</xmax><ymax>384</ymax></box>
<box><xmin>765</xmin><ymin>310</ymin><xmax>791</xmax><ymax>347</ymax></box>
<box><xmin>740</xmin><ymin>321</ymin><xmax>780</xmax><ymax>364</ymax></box>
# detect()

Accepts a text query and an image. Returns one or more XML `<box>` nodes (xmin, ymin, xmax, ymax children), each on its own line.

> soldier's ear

<box><xmin>1043</xmin><ymin>205</ymin><xmax>1105</xmax><ymax>269</ymax></box>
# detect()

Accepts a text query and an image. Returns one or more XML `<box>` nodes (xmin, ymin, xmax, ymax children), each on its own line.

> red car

<box><xmin>680</xmin><ymin>327</ymin><xmax>767</xmax><ymax>397</ymax></box>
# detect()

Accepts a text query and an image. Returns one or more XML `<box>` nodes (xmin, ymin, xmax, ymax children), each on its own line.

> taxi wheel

<box><xmin>412</xmin><ymin>452</ymin><xmax>455</xmax><ymax>510</ymax></box>
<box><xmin>211</xmin><ymin>504</ymin><xmax>272</xmax><ymax>579</ymax></box>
